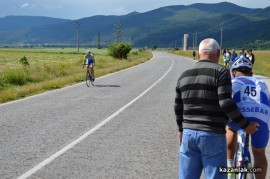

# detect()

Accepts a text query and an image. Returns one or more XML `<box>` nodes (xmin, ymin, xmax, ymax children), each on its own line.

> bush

<box><xmin>108</xmin><ymin>43</ymin><xmax>132</xmax><ymax>59</ymax></box>
<box><xmin>4</xmin><ymin>70</ymin><xmax>28</xmax><ymax>86</ymax></box>
<box><xmin>20</xmin><ymin>56</ymin><xmax>29</xmax><ymax>66</ymax></box>
<box><xmin>152</xmin><ymin>44</ymin><xmax>158</xmax><ymax>50</ymax></box>
<box><xmin>132</xmin><ymin>51</ymin><xmax>139</xmax><ymax>55</ymax></box>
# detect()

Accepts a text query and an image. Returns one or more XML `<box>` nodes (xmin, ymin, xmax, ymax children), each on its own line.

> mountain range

<box><xmin>1</xmin><ymin>2</ymin><xmax>270</xmax><ymax>49</ymax></box>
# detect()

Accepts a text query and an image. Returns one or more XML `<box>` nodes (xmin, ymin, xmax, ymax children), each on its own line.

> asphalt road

<box><xmin>0</xmin><ymin>52</ymin><xmax>269</xmax><ymax>179</ymax></box>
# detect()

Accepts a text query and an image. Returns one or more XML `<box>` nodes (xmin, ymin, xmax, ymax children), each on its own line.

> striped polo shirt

<box><xmin>174</xmin><ymin>60</ymin><xmax>249</xmax><ymax>134</ymax></box>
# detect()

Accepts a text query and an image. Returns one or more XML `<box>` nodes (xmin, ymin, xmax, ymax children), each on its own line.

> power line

<box><xmin>196</xmin><ymin>8</ymin><xmax>260</xmax><ymax>38</ymax></box>
<box><xmin>220</xmin><ymin>21</ymin><xmax>223</xmax><ymax>50</ymax></box>
<box><xmin>222</xmin><ymin>9</ymin><xmax>256</xmax><ymax>23</ymax></box>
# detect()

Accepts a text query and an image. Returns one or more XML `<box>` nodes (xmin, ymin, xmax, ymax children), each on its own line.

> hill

<box><xmin>0</xmin><ymin>2</ymin><xmax>270</xmax><ymax>49</ymax></box>
<box><xmin>0</xmin><ymin>16</ymin><xmax>70</xmax><ymax>32</ymax></box>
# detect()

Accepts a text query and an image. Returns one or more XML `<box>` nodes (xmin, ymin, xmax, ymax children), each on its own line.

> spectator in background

<box><xmin>192</xmin><ymin>51</ymin><xmax>196</xmax><ymax>60</ymax></box>
<box><xmin>223</xmin><ymin>48</ymin><xmax>231</xmax><ymax>67</ymax></box>
<box><xmin>247</xmin><ymin>49</ymin><xmax>255</xmax><ymax>66</ymax></box>
<box><xmin>239</xmin><ymin>49</ymin><xmax>246</xmax><ymax>57</ymax></box>
<box><xmin>229</xmin><ymin>49</ymin><xmax>238</xmax><ymax>70</ymax></box>
<box><xmin>222</xmin><ymin>49</ymin><xmax>226</xmax><ymax>63</ymax></box>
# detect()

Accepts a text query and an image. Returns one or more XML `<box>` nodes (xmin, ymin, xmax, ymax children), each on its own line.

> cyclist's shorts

<box><xmin>86</xmin><ymin>59</ymin><xmax>94</xmax><ymax>65</ymax></box>
<box><xmin>227</xmin><ymin>117</ymin><xmax>269</xmax><ymax>149</ymax></box>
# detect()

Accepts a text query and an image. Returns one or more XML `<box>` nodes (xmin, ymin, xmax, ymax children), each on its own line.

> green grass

<box><xmin>169</xmin><ymin>49</ymin><xmax>270</xmax><ymax>77</ymax></box>
<box><xmin>0</xmin><ymin>48</ymin><xmax>152</xmax><ymax>103</ymax></box>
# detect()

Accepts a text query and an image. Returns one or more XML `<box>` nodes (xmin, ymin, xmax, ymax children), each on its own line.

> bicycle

<box><xmin>82</xmin><ymin>64</ymin><xmax>94</xmax><ymax>87</ymax></box>
<box><xmin>234</xmin><ymin>129</ymin><xmax>254</xmax><ymax>179</ymax></box>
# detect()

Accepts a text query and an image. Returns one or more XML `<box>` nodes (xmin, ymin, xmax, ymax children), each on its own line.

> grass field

<box><xmin>0</xmin><ymin>48</ymin><xmax>152</xmax><ymax>103</ymax></box>
<box><xmin>169</xmin><ymin>49</ymin><xmax>270</xmax><ymax>77</ymax></box>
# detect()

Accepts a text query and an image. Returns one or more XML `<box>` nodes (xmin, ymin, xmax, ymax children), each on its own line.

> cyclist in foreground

<box><xmin>226</xmin><ymin>56</ymin><xmax>270</xmax><ymax>179</ymax></box>
<box><xmin>83</xmin><ymin>50</ymin><xmax>95</xmax><ymax>81</ymax></box>
<box><xmin>175</xmin><ymin>38</ymin><xmax>258</xmax><ymax>179</ymax></box>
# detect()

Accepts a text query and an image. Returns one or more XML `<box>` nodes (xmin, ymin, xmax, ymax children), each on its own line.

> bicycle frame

<box><xmin>234</xmin><ymin>129</ymin><xmax>254</xmax><ymax>179</ymax></box>
<box><xmin>84</xmin><ymin>64</ymin><xmax>94</xmax><ymax>87</ymax></box>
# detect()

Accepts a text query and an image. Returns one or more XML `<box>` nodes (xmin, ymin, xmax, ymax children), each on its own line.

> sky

<box><xmin>0</xmin><ymin>0</ymin><xmax>269</xmax><ymax>20</ymax></box>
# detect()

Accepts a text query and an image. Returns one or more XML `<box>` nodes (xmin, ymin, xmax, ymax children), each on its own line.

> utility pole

<box><xmin>76</xmin><ymin>21</ymin><xmax>80</xmax><ymax>52</ymax></box>
<box><xmin>97</xmin><ymin>32</ymin><xmax>101</xmax><ymax>49</ymax></box>
<box><xmin>220</xmin><ymin>21</ymin><xmax>223</xmax><ymax>50</ymax></box>
<box><xmin>195</xmin><ymin>30</ymin><xmax>198</xmax><ymax>50</ymax></box>
<box><xmin>192</xmin><ymin>33</ymin><xmax>195</xmax><ymax>50</ymax></box>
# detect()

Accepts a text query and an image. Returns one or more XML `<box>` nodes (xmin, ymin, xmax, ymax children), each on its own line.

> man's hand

<box><xmin>244</xmin><ymin>121</ymin><xmax>260</xmax><ymax>134</ymax></box>
<box><xmin>178</xmin><ymin>132</ymin><xmax>183</xmax><ymax>145</ymax></box>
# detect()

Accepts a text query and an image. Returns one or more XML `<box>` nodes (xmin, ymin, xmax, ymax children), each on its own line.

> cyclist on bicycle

<box><xmin>226</xmin><ymin>56</ymin><xmax>270</xmax><ymax>179</ymax></box>
<box><xmin>83</xmin><ymin>50</ymin><xmax>95</xmax><ymax>81</ymax></box>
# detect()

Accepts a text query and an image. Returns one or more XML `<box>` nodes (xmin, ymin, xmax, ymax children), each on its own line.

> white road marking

<box><xmin>17</xmin><ymin>58</ymin><xmax>174</xmax><ymax>179</ymax></box>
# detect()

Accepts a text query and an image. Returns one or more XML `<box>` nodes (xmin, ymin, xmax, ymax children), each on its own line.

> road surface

<box><xmin>0</xmin><ymin>52</ymin><xmax>269</xmax><ymax>179</ymax></box>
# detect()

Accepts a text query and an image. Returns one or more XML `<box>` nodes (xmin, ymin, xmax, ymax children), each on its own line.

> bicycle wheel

<box><xmin>235</xmin><ymin>132</ymin><xmax>255</xmax><ymax>179</ymax></box>
<box><xmin>89</xmin><ymin>70</ymin><xmax>94</xmax><ymax>86</ymax></box>
<box><xmin>86</xmin><ymin>71</ymin><xmax>91</xmax><ymax>87</ymax></box>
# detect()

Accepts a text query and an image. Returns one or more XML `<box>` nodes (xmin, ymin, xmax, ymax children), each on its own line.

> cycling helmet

<box><xmin>231</xmin><ymin>56</ymin><xmax>252</xmax><ymax>71</ymax></box>
<box><xmin>85</xmin><ymin>50</ymin><xmax>90</xmax><ymax>55</ymax></box>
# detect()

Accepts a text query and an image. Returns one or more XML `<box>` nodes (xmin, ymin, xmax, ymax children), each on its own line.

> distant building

<box><xmin>183</xmin><ymin>34</ymin><xmax>189</xmax><ymax>51</ymax></box>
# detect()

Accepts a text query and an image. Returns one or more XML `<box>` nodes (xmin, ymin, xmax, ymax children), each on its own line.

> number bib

<box><xmin>241</xmin><ymin>84</ymin><xmax>260</xmax><ymax>103</ymax></box>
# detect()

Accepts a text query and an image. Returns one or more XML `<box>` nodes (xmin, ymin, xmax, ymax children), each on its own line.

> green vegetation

<box><xmin>108</xmin><ymin>43</ymin><xmax>132</xmax><ymax>59</ymax></box>
<box><xmin>0</xmin><ymin>48</ymin><xmax>152</xmax><ymax>103</ymax></box>
<box><xmin>251</xmin><ymin>50</ymin><xmax>270</xmax><ymax>77</ymax></box>
<box><xmin>19</xmin><ymin>56</ymin><xmax>29</xmax><ymax>66</ymax></box>
<box><xmin>244</xmin><ymin>40</ymin><xmax>270</xmax><ymax>50</ymax></box>
<box><xmin>165</xmin><ymin>8</ymin><xmax>214</xmax><ymax>22</ymax></box>
<box><xmin>169</xmin><ymin>49</ymin><xmax>270</xmax><ymax>77</ymax></box>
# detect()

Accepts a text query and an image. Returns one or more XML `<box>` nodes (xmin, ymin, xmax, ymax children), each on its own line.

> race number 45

<box><xmin>244</xmin><ymin>86</ymin><xmax>257</xmax><ymax>97</ymax></box>
<box><xmin>241</xmin><ymin>85</ymin><xmax>260</xmax><ymax>102</ymax></box>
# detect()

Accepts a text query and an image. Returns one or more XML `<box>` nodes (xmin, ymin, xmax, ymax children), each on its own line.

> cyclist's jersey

<box><xmin>85</xmin><ymin>52</ymin><xmax>94</xmax><ymax>65</ymax></box>
<box><xmin>86</xmin><ymin>58</ymin><xmax>94</xmax><ymax>65</ymax></box>
<box><xmin>229</xmin><ymin>76</ymin><xmax>270</xmax><ymax>148</ymax></box>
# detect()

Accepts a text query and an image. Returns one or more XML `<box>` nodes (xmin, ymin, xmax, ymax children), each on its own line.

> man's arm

<box><xmin>175</xmin><ymin>82</ymin><xmax>184</xmax><ymax>145</ymax></box>
<box><xmin>174</xmin><ymin>84</ymin><xmax>184</xmax><ymax>133</ymax></box>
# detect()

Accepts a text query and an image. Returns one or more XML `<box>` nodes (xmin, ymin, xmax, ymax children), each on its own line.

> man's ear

<box><xmin>231</xmin><ymin>71</ymin><xmax>235</xmax><ymax>77</ymax></box>
<box><xmin>217</xmin><ymin>49</ymin><xmax>220</xmax><ymax>58</ymax></box>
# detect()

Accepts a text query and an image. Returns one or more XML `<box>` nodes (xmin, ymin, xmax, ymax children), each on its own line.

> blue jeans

<box><xmin>179</xmin><ymin>129</ymin><xmax>227</xmax><ymax>179</ymax></box>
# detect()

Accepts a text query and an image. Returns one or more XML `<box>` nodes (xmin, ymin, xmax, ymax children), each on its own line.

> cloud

<box><xmin>21</xmin><ymin>2</ymin><xmax>36</xmax><ymax>9</ymax></box>
<box><xmin>21</xmin><ymin>3</ymin><xmax>29</xmax><ymax>8</ymax></box>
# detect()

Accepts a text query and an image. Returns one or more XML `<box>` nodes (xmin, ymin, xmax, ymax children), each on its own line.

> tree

<box><xmin>97</xmin><ymin>32</ymin><xmax>102</xmax><ymax>49</ymax></box>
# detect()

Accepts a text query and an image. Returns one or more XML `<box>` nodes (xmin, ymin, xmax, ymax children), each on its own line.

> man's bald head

<box><xmin>198</xmin><ymin>38</ymin><xmax>220</xmax><ymax>63</ymax></box>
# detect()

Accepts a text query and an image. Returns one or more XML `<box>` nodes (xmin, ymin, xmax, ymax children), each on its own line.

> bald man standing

<box><xmin>174</xmin><ymin>38</ymin><xmax>259</xmax><ymax>179</ymax></box>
